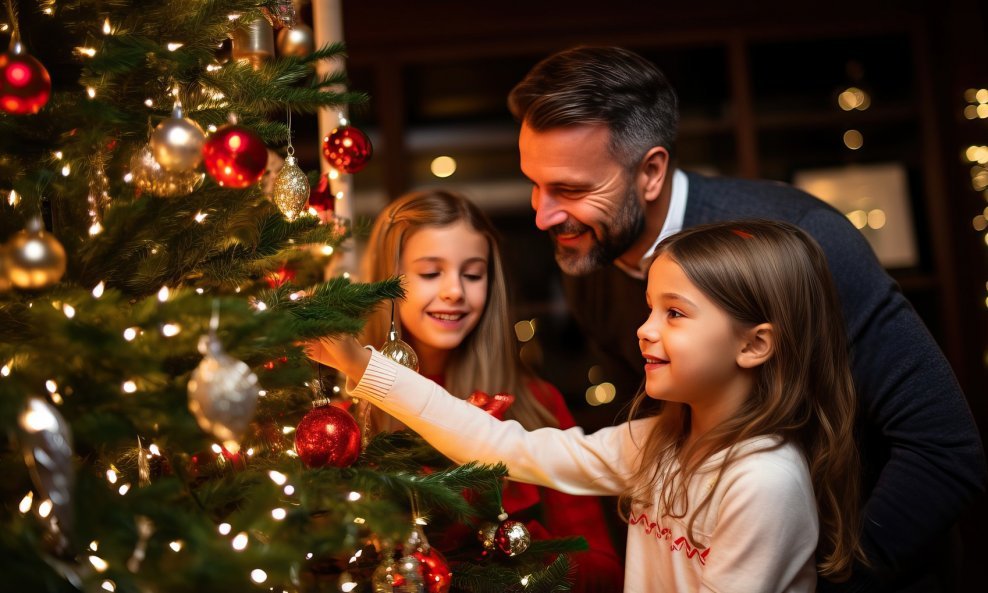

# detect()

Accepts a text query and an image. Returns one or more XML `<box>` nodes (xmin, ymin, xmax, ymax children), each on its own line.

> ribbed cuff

<box><xmin>349</xmin><ymin>348</ymin><xmax>398</xmax><ymax>404</ymax></box>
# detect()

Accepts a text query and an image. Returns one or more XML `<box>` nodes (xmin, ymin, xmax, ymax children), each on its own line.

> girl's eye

<box><xmin>463</xmin><ymin>274</ymin><xmax>484</xmax><ymax>281</ymax></box>
<box><xmin>667</xmin><ymin>309</ymin><xmax>684</xmax><ymax>319</ymax></box>
<box><xmin>418</xmin><ymin>272</ymin><xmax>440</xmax><ymax>279</ymax></box>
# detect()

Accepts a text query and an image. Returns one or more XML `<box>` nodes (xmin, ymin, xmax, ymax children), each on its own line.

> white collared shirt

<box><xmin>615</xmin><ymin>168</ymin><xmax>688</xmax><ymax>280</ymax></box>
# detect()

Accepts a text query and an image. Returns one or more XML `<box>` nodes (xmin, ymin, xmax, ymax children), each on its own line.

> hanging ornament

<box><xmin>307</xmin><ymin>172</ymin><xmax>334</xmax><ymax>214</ymax></box>
<box><xmin>271</xmin><ymin>110</ymin><xmax>310</xmax><ymax>220</ymax></box>
<box><xmin>402</xmin><ymin>526</ymin><xmax>451</xmax><ymax>593</ymax></box>
<box><xmin>231</xmin><ymin>17</ymin><xmax>275</xmax><ymax>69</ymax></box>
<box><xmin>277</xmin><ymin>23</ymin><xmax>315</xmax><ymax>58</ymax></box>
<box><xmin>381</xmin><ymin>300</ymin><xmax>419</xmax><ymax>371</ymax></box>
<box><xmin>150</xmin><ymin>102</ymin><xmax>206</xmax><ymax>173</ymax></box>
<box><xmin>18</xmin><ymin>397</ymin><xmax>75</xmax><ymax>553</ymax></box>
<box><xmin>294</xmin><ymin>402</ymin><xmax>361</xmax><ymax>468</ymax></box>
<box><xmin>393</xmin><ymin>554</ymin><xmax>426</xmax><ymax>593</ymax></box>
<box><xmin>203</xmin><ymin>123</ymin><xmax>269</xmax><ymax>188</ymax></box>
<box><xmin>4</xmin><ymin>216</ymin><xmax>66</xmax><ymax>290</ymax></box>
<box><xmin>322</xmin><ymin>125</ymin><xmax>373</xmax><ymax>174</ymax></box>
<box><xmin>130</xmin><ymin>143</ymin><xmax>204</xmax><ymax>198</ymax></box>
<box><xmin>0</xmin><ymin>245</ymin><xmax>12</xmax><ymax>292</ymax></box>
<box><xmin>187</xmin><ymin>306</ymin><xmax>260</xmax><ymax>453</ymax></box>
<box><xmin>493</xmin><ymin>520</ymin><xmax>531</xmax><ymax>557</ymax></box>
<box><xmin>477</xmin><ymin>522</ymin><xmax>499</xmax><ymax>552</ymax></box>
<box><xmin>0</xmin><ymin>34</ymin><xmax>51</xmax><ymax>115</ymax></box>
<box><xmin>466</xmin><ymin>391</ymin><xmax>516</xmax><ymax>420</ymax></box>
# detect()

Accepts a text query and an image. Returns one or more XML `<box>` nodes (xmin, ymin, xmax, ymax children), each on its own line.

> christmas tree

<box><xmin>0</xmin><ymin>1</ymin><xmax>579</xmax><ymax>591</ymax></box>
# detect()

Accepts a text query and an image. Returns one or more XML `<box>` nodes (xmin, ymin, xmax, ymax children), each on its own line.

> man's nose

<box><xmin>532</xmin><ymin>191</ymin><xmax>568</xmax><ymax>231</ymax></box>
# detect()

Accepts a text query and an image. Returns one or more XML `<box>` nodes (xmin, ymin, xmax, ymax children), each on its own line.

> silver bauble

<box><xmin>187</xmin><ymin>334</ymin><xmax>260</xmax><ymax>453</ymax></box>
<box><xmin>150</xmin><ymin>104</ymin><xmax>205</xmax><ymax>172</ymax></box>
<box><xmin>495</xmin><ymin>520</ymin><xmax>531</xmax><ymax>557</ymax></box>
<box><xmin>277</xmin><ymin>23</ymin><xmax>315</xmax><ymax>58</ymax></box>
<box><xmin>130</xmin><ymin>144</ymin><xmax>204</xmax><ymax>198</ymax></box>
<box><xmin>394</xmin><ymin>555</ymin><xmax>425</xmax><ymax>593</ymax></box>
<box><xmin>5</xmin><ymin>217</ymin><xmax>66</xmax><ymax>290</ymax></box>
<box><xmin>271</xmin><ymin>155</ymin><xmax>310</xmax><ymax>220</ymax></box>
<box><xmin>18</xmin><ymin>397</ymin><xmax>75</xmax><ymax>553</ymax></box>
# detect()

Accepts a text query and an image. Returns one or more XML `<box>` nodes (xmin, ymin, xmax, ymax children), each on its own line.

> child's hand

<box><xmin>301</xmin><ymin>335</ymin><xmax>371</xmax><ymax>382</ymax></box>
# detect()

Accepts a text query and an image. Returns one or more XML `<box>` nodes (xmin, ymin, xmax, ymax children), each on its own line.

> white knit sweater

<box><xmin>351</xmin><ymin>349</ymin><xmax>819</xmax><ymax>593</ymax></box>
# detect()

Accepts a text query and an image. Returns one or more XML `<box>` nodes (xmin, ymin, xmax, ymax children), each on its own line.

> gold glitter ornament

<box><xmin>271</xmin><ymin>154</ymin><xmax>310</xmax><ymax>220</ymax></box>
<box><xmin>4</xmin><ymin>216</ymin><xmax>66</xmax><ymax>289</ymax></box>
<box><xmin>381</xmin><ymin>300</ymin><xmax>419</xmax><ymax>372</ymax></box>
<box><xmin>130</xmin><ymin>144</ymin><xmax>204</xmax><ymax>198</ymax></box>
<box><xmin>187</xmin><ymin>332</ymin><xmax>260</xmax><ymax>454</ymax></box>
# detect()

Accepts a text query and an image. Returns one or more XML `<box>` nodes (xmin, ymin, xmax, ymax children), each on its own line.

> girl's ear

<box><xmin>737</xmin><ymin>323</ymin><xmax>774</xmax><ymax>369</ymax></box>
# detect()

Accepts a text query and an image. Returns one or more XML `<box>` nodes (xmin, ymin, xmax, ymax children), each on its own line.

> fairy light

<box><xmin>38</xmin><ymin>499</ymin><xmax>53</xmax><ymax>518</ymax></box>
<box><xmin>321</xmin><ymin>245</ymin><xmax>334</xmax><ymax>256</ymax></box>
<box><xmin>61</xmin><ymin>165</ymin><xmax>71</xmax><ymax>176</ymax></box>
<box><xmin>328</xmin><ymin>168</ymin><xmax>340</xmax><ymax>180</ymax></box>
<box><xmin>166</xmin><ymin>42</ymin><xmax>183</xmax><ymax>51</ymax></box>
<box><xmin>250</xmin><ymin>569</ymin><xmax>267</xmax><ymax>584</ymax></box>
<box><xmin>122</xmin><ymin>380</ymin><xmax>137</xmax><ymax>394</ymax></box>
<box><xmin>271</xmin><ymin>508</ymin><xmax>287</xmax><ymax>520</ymax></box>
<box><xmin>123</xmin><ymin>172</ymin><xmax>133</xmax><ymax>183</ymax></box>
<box><xmin>1</xmin><ymin>362</ymin><xmax>11</xmax><ymax>377</ymax></box>
<box><xmin>218</xmin><ymin>523</ymin><xmax>232</xmax><ymax>535</ymax></box>
<box><xmin>62</xmin><ymin>304</ymin><xmax>76</xmax><ymax>319</ymax></box>
<box><xmin>268</xmin><ymin>470</ymin><xmax>287</xmax><ymax>485</ymax></box>
<box><xmin>161</xmin><ymin>323</ymin><xmax>181</xmax><ymax>337</ymax></box>
<box><xmin>232</xmin><ymin>532</ymin><xmax>249</xmax><ymax>551</ymax></box>
<box><xmin>89</xmin><ymin>556</ymin><xmax>109</xmax><ymax>572</ymax></box>
<box><xmin>92</xmin><ymin>281</ymin><xmax>105</xmax><ymax>298</ymax></box>
<box><xmin>169</xmin><ymin>541</ymin><xmax>183</xmax><ymax>552</ymax></box>
<box><xmin>340</xmin><ymin>579</ymin><xmax>357</xmax><ymax>592</ymax></box>
<box><xmin>118</xmin><ymin>484</ymin><xmax>130</xmax><ymax>495</ymax></box>
<box><xmin>7</xmin><ymin>189</ymin><xmax>20</xmax><ymax>206</ymax></box>
<box><xmin>194</xmin><ymin>211</ymin><xmax>208</xmax><ymax>223</ymax></box>
<box><xmin>258</xmin><ymin>389</ymin><xmax>267</xmax><ymax>397</ymax></box>
<box><xmin>211</xmin><ymin>443</ymin><xmax>223</xmax><ymax>454</ymax></box>
<box><xmin>18</xmin><ymin>492</ymin><xmax>33</xmax><ymax>514</ymax></box>
<box><xmin>353</xmin><ymin>517</ymin><xmax>365</xmax><ymax>524</ymax></box>
<box><xmin>520</xmin><ymin>575</ymin><xmax>531</xmax><ymax>586</ymax></box>
<box><xmin>101</xmin><ymin>581</ymin><xmax>116</xmax><ymax>592</ymax></box>
<box><xmin>106</xmin><ymin>468</ymin><xmax>118</xmax><ymax>484</ymax></box>
<box><xmin>283</xmin><ymin>484</ymin><xmax>295</xmax><ymax>495</ymax></box>
<box><xmin>102</xmin><ymin>18</ymin><xmax>112</xmax><ymax>35</ymax></box>
<box><xmin>87</xmin><ymin>87</ymin><xmax>96</xmax><ymax>98</ymax></box>
<box><xmin>144</xmin><ymin>98</ymin><xmax>154</xmax><ymax>107</ymax></box>
<box><xmin>123</xmin><ymin>327</ymin><xmax>138</xmax><ymax>341</ymax></box>
<box><xmin>46</xmin><ymin>380</ymin><xmax>57</xmax><ymax>393</ymax></box>
<box><xmin>282</xmin><ymin>426</ymin><xmax>294</xmax><ymax>434</ymax></box>
<box><xmin>75</xmin><ymin>47</ymin><xmax>96</xmax><ymax>57</ymax></box>
<box><xmin>414</xmin><ymin>516</ymin><xmax>428</xmax><ymax>526</ymax></box>
<box><xmin>157</xmin><ymin>286</ymin><xmax>170</xmax><ymax>302</ymax></box>
<box><xmin>89</xmin><ymin>541</ymin><xmax>99</xmax><ymax>552</ymax></box>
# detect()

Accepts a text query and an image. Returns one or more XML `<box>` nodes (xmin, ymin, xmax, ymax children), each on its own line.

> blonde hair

<box><xmin>621</xmin><ymin>220</ymin><xmax>864</xmax><ymax>581</ymax></box>
<box><xmin>361</xmin><ymin>189</ymin><xmax>557</xmax><ymax>431</ymax></box>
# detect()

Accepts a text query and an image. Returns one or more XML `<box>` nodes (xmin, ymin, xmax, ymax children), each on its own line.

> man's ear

<box><xmin>638</xmin><ymin>146</ymin><xmax>669</xmax><ymax>203</ymax></box>
<box><xmin>737</xmin><ymin>323</ymin><xmax>774</xmax><ymax>369</ymax></box>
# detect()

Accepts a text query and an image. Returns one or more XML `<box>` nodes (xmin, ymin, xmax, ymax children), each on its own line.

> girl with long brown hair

<box><xmin>308</xmin><ymin>219</ymin><xmax>865</xmax><ymax>592</ymax></box>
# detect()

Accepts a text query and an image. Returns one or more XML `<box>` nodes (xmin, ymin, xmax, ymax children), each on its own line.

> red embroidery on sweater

<box><xmin>671</xmin><ymin>537</ymin><xmax>710</xmax><ymax>565</ymax></box>
<box><xmin>629</xmin><ymin>512</ymin><xmax>709</xmax><ymax>565</ymax></box>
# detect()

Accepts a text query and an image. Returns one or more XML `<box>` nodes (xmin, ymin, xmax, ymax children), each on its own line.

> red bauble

<box><xmin>392</xmin><ymin>547</ymin><xmax>453</xmax><ymax>593</ymax></box>
<box><xmin>0</xmin><ymin>50</ymin><xmax>51</xmax><ymax>115</ymax></box>
<box><xmin>321</xmin><ymin>125</ymin><xmax>372</xmax><ymax>174</ymax></box>
<box><xmin>410</xmin><ymin>547</ymin><xmax>452</xmax><ymax>593</ymax></box>
<box><xmin>294</xmin><ymin>404</ymin><xmax>361</xmax><ymax>468</ymax></box>
<box><xmin>307</xmin><ymin>172</ymin><xmax>335</xmax><ymax>213</ymax></box>
<box><xmin>202</xmin><ymin>124</ymin><xmax>268</xmax><ymax>188</ymax></box>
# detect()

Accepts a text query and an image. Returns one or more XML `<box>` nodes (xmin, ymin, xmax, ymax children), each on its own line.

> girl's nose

<box><xmin>440</xmin><ymin>277</ymin><xmax>464</xmax><ymax>301</ymax></box>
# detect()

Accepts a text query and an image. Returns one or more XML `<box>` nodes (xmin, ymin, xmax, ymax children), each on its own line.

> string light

<box><xmin>250</xmin><ymin>569</ymin><xmax>267</xmax><ymax>584</ymax></box>
<box><xmin>88</xmin><ymin>556</ymin><xmax>109</xmax><ymax>572</ymax></box>
<box><xmin>232</xmin><ymin>532</ymin><xmax>249</xmax><ymax>551</ymax></box>
<box><xmin>123</xmin><ymin>327</ymin><xmax>139</xmax><ymax>341</ymax></box>
<box><xmin>102</xmin><ymin>18</ymin><xmax>112</xmax><ymax>35</ymax></box>
<box><xmin>268</xmin><ymin>470</ymin><xmax>287</xmax><ymax>485</ymax></box>
<box><xmin>122</xmin><ymin>380</ymin><xmax>137</xmax><ymax>394</ymax></box>
<box><xmin>271</xmin><ymin>508</ymin><xmax>287</xmax><ymax>520</ymax></box>
<box><xmin>168</xmin><ymin>541</ymin><xmax>183</xmax><ymax>552</ymax></box>
<box><xmin>38</xmin><ymin>499</ymin><xmax>53</xmax><ymax>518</ymax></box>
<box><xmin>218</xmin><ymin>523</ymin><xmax>232</xmax><ymax>535</ymax></box>
<box><xmin>46</xmin><ymin>380</ymin><xmax>57</xmax><ymax>393</ymax></box>
<box><xmin>92</xmin><ymin>281</ymin><xmax>105</xmax><ymax>298</ymax></box>
<box><xmin>161</xmin><ymin>323</ymin><xmax>181</xmax><ymax>337</ymax></box>
<box><xmin>157</xmin><ymin>286</ymin><xmax>170</xmax><ymax>301</ymax></box>
<box><xmin>7</xmin><ymin>189</ymin><xmax>20</xmax><ymax>206</ymax></box>
<box><xmin>18</xmin><ymin>492</ymin><xmax>33</xmax><ymax>514</ymax></box>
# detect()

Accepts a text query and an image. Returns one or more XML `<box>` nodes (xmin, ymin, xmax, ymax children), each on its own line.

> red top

<box><xmin>432</xmin><ymin>376</ymin><xmax>625</xmax><ymax>592</ymax></box>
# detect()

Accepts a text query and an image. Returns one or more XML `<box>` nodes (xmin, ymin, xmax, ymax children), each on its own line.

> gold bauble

<box><xmin>277</xmin><ymin>23</ymin><xmax>315</xmax><ymax>58</ymax></box>
<box><xmin>271</xmin><ymin>155</ymin><xmax>310</xmax><ymax>220</ymax></box>
<box><xmin>5</xmin><ymin>217</ymin><xmax>66</xmax><ymax>290</ymax></box>
<box><xmin>381</xmin><ymin>322</ymin><xmax>419</xmax><ymax>372</ymax></box>
<box><xmin>150</xmin><ymin>103</ymin><xmax>206</xmax><ymax>172</ymax></box>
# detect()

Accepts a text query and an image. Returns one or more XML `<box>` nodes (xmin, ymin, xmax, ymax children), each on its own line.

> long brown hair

<box><xmin>623</xmin><ymin>220</ymin><xmax>864</xmax><ymax>580</ymax></box>
<box><xmin>360</xmin><ymin>189</ymin><xmax>557</xmax><ymax>431</ymax></box>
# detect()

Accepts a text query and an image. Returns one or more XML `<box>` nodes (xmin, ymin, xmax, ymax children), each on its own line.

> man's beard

<box><xmin>550</xmin><ymin>184</ymin><xmax>644</xmax><ymax>276</ymax></box>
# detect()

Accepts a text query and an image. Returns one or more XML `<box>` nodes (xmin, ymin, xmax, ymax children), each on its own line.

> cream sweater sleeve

<box><xmin>350</xmin><ymin>349</ymin><xmax>650</xmax><ymax>496</ymax></box>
